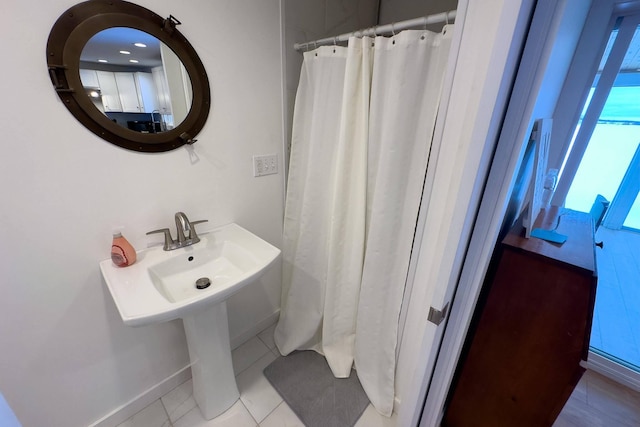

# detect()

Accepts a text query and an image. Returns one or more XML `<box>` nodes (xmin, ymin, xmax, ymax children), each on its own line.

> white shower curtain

<box><xmin>275</xmin><ymin>27</ymin><xmax>453</xmax><ymax>416</ymax></box>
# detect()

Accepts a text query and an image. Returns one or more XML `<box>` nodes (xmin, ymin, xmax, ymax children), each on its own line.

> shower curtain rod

<box><xmin>294</xmin><ymin>10</ymin><xmax>456</xmax><ymax>51</ymax></box>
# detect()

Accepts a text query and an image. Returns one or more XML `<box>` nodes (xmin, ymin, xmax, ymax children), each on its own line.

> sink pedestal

<box><xmin>99</xmin><ymin>223</ymin><xmax>281</xmax><ymax>419</ymax></box>
<box><xmin>182</xmin><ymin>301</ymin><xmax>239</xmax><ymax>420</ymax></box>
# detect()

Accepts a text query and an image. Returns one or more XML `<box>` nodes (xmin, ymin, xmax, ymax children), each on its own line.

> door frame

<box><xmin>396</xmin><ymin>0</ymin><xmax>539</xmax><ymax>425</ymax></box>
<box><xmin>404</xmin><ymin>0</ymin><xmax>601</xmax><ymax>425</ymax></box>
<box><xmin>603</xmin><ymin>143</ymin><xmax>640</xmax><ymax>229</ymax></box>
<box><xmin>553</xmin><ymin>12</ymin><xmax>640</xmax><ymax>205</ymax></box>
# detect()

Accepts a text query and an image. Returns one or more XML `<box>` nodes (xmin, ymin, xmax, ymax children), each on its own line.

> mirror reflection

<box><xmin>80</xmin><ymin>27</ymin><xmax>193</xmax><ymax>133</ymax></box>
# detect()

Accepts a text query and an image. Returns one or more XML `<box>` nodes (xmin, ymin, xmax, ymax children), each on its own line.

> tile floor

<box><xmin>590</xmin><ymin>227</ymin><xmax>640</xmax><ymax>369</ymax></box>
<box><xmin>117</xmin><ymin>225</ymin><xmax>640</xmax><ymax>427</ymax></box>
<box><xmin>116</xmin><ymin>324</ymin><xmax>397</xmax><ymax>427</ymax></box>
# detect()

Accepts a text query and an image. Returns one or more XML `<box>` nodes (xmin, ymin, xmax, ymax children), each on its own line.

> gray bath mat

<box><xmin>263</xmin><ymin>351</ymin><xmax>370</xmax><ymax>427</ymax></box>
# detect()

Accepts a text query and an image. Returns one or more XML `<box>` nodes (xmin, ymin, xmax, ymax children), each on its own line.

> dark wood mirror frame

<box><xmin>47</xmin><ymin>0</ymin><xmax>210</xmax><ymax>152</ymax></box>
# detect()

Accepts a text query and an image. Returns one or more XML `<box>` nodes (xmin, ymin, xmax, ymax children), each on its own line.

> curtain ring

<box><xmin>445</xmin><ymin>12</ymin><xmax>450</xmax><ymax>26</ymax></box>
<box><xmin>333</xmin><ymin>37</ymin><xmax>338</xmax><ymax>53</ymax></box>
<box><xmin>391</xmin><ymin>22</ymin><xmax>396</xmax><ymax>36</ymax></box>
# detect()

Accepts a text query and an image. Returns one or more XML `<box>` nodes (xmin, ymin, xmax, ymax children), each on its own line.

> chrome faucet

<box><xmin>175</xmin><ymin>211</ymin><xmax>192</xmax><ymax>245</ymax></box>
<box><xmin>147</xmin><ymin>212</ymin><xmax>208</xmax><ymax>251</ymax></box>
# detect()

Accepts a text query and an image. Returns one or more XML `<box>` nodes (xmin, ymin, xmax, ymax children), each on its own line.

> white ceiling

<box><xmin>80</xmin><ymin>27</ymin><xmax>163</xmax><ymax>69</ymax></box>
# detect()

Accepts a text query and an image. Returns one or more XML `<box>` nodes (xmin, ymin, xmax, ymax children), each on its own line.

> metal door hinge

<box><xmin>428</xmin><ymin>302</ymin><xmax>450</xmax><ymax>326</ymax></box>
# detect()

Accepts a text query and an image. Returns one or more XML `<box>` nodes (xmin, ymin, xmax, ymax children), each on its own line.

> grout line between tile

<box><xmin>158</xmin><ymin>397</ymin><xmax>174</xmax><ymax>427</ymax></box>
<box><xmin>239</xmin><ymin>398</ymin><xmax>260</xmax><ymax>426</ymax></box>
<box><xmin>235</xmin><ymin>362</ymin><xmax>259</xmax><ymax>378</ymax></box>
<box><xmin>232</xmin><ymin>338</ymin><xmax>273</xmax><ymax>378</ymax></box>
<box><xmin>257</xmin><ymin>401</ymin><xmax>284</xmax><ymax>426</ymax></box>
<box><xmin>257</xmin><ymin>327</ymin><xmax>279</xmax><ymax>352</ymax></box>
<box><xmin>257</xmin><ymin>335</ymin><xmax>270</xmax><ymax>349</ymax></box>
<box><xmin>170</xmin><ymin>404</ymin><xmax>190</xmax><ymax>426</ymax></box>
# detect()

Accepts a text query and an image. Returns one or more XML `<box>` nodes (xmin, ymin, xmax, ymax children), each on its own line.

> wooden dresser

<box><xmin>443</xmin><ymin>207</ymin><xmax>597</xmax><ymax>427</ymax></box>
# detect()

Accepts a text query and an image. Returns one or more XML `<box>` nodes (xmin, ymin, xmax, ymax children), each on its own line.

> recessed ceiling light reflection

<box><xmin>119</xmin><ymin>50</ymin><xmax>131</xmax><ymax>55</ymax></box>
<box><xmin>134</xmin><ymin>42</ymin><xmax>147</xmax><ymax>48</ymax></box>
<box><xmin>98</xmin><ymin>59</ymin><xmax>108</xmax><ymax>63</ymax></box>
<box><xmin>129</xmin><ymin>59</ymin><xmax>139</xmax><ymax>63</ymax></box>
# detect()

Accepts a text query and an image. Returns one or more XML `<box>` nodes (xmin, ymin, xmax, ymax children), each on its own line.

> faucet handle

<box><xmin>146</xmin><ymin>228</ymin><xmax>174</xmax><ymax>251</ymax></box>
<box><xmin>188</xmin><ymin>220</ymin><xmax>208</xmax><ymax>240</ymax></box>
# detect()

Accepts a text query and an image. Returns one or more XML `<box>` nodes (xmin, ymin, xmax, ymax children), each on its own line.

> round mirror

<box><xmin>47</xmin><ymin>0</ymin><xmax>210</xmax><ymax>152</ymax></box>
<box><xmin>80</xmin><ymin>27</ymin><xmax>193</xmax><ymax>134</ymax></box>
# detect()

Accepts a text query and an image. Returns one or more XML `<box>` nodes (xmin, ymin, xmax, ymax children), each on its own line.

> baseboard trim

<box><xmin>89</xmin><ymin>310</ymin><xmax>280</xmax><ymax>427</ymax></box>
<box><xmin>90</xmin><ymin>364</ymin><xmax>192</xmax><ymax>427</ymax></box>
<box><xmin>230</xmin><ymin>310</ymin><xmax>280</xmax><ymax>350</ymax></box>
<box><xmin>587</xmin><ymin>350</ymin><xmax>640</xmax><ymax>393</ymax></box>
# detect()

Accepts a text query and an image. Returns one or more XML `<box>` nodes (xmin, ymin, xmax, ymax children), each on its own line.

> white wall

<box><xmin>282</xmin><ymin>1</ymin><xmax>460</xmax><ymax>163</ymax></box>
<box><xmin>0</xmin><ymin>1</ymin><xmax>284</xmax><ymax>426</ymax></box>
<box><xmin>379</xmin><ymin>0</ymin><xmax>457</xmax><ymax>27</ymax></box>
<box><xmin>282</xmin><ymin>0</ymin><xmax>378</xmax><ymax>168</ymax></box>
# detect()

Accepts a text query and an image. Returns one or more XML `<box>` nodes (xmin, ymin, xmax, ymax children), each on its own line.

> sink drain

<box><xmin>196</xmin><ymin>277</ymin><xmax>211</xmax><ymax>289</ymax></box>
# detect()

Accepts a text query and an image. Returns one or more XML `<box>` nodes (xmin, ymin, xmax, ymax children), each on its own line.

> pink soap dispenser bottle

<box><xmin>111</xmin><ymin>231</ymin><xmax>137</xmax><ymax>267</ymax></box>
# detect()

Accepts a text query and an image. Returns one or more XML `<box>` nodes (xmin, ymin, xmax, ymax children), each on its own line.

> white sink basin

<box><xmin>100</xmin><ymin>223</ymin><xmax>280</xmax><ymax>327</ymax></box>
<box><xmin>100</xmin><ymin>222</ymin><xmax>280</xmax><ymax>420</ymax></box>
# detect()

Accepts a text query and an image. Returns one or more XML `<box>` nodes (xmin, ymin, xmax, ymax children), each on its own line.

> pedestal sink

<box><xmin>99</xmin><ymin>223</ymin><xmax>280</xmax><ymax>419</ymax></box>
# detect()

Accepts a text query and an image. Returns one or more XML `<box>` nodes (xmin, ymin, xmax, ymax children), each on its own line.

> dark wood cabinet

<box><xmin>443</xmin><ymin>207</ymin><xmax>597</xmax><ymax>427</ymax></box>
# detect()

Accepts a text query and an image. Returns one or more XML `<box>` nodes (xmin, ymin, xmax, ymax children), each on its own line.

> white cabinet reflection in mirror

<box><xmin>79</xmin><ymin>68</ymin><xmax>99</xmax><ymax>87</ymax></box>
<box><xmin>152</xmin><ymin>66</ymin><xmax>172</xmax><ymax>115</ymax></box>
<box><xmin>160</xmin><ymin>43</ymin><xmax>192</xmax><ymax>125</ymax></box>
<box><xmin>135</xmin><ymin>72</ymin><xmax>159</xmax><ymax>113</ymax></box>
<box><xmin>81</xmin><ymin>70</ymin><xmax>159</xmax><ymax>113</ymax></box>
<box><xmin>99</xmin><ymin>223</ymin><xmax>280</xmax><ymax>419</ymax></box>
<box><xmin>79</xmin><ymin>27</ymin><xmax>193</xmax><ymax>131</ymax></box>
<box><xmin>114</xmin><ymin>72</ymin><xmax>145</xmax><ymax>112</ymax></box>
<box><xmin>95</xmin><ymin>70</ymin><xmax>122</xmax><ymax>112</ymax></box>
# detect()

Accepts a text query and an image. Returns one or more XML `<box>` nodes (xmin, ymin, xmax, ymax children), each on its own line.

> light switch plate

<box><xmin>253</xmin><ymin>154</ymin><xmax>278</xmax><ymax>177</ymax></box>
